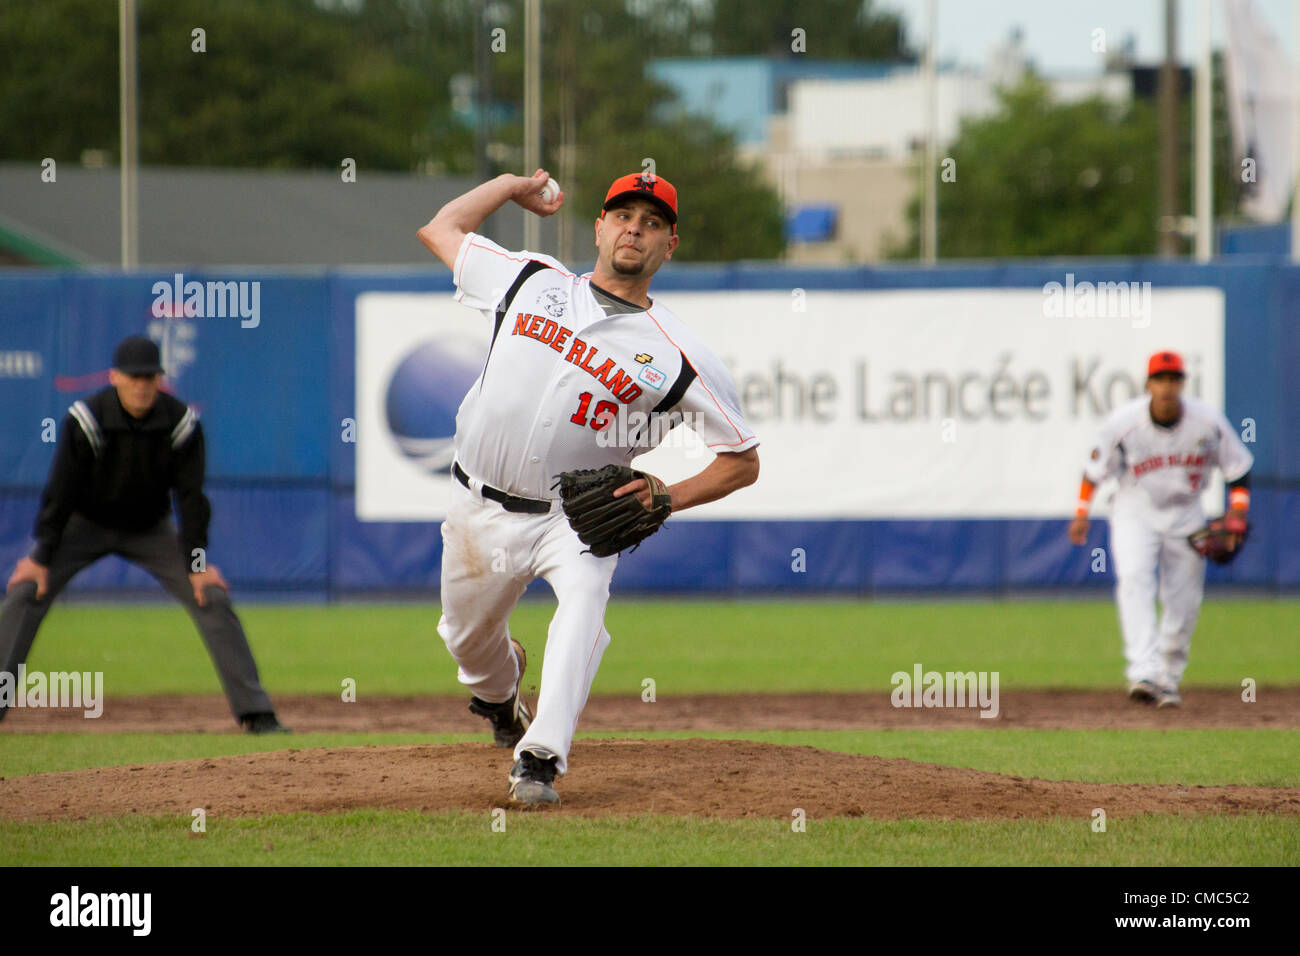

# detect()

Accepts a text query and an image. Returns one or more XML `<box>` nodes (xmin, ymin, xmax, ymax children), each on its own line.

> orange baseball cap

<box><xmin>601</xmin><ymin>173</ymin><xmax>678</xmax><ymax>231</ymax></box>
<box><xmin>1147</xmin><ymin>350</ymin><xmax>1185</xmax><ymax>377</ymax></box>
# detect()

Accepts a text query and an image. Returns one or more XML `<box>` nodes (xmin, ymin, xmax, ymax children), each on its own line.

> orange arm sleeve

<box><xmin>1076</xmin><ymin>478</ymin><xmax>1096</xmax><ymax>518</ymax></box>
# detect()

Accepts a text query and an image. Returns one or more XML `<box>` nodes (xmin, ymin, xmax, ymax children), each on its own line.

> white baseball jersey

<box><xmin>1085</xmin><ymin>395</ymin><xmax>1252</xmax><ymax>693</ymax></box>
<box><xmin>1083</xmin><ymin>395</ymin><xmax>1253</xmax><ymax>526</ymax></box>
<box><xmin>450</xmin><ymin>231</ymin><xmax>758</xmax><ymax>498</ymax></box>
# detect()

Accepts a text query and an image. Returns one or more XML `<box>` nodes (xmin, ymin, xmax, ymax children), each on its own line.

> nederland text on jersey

<box><xmin>509</xmin><ymin>312</ymin><xmax>643</xmax><ymax>404</ymax></box>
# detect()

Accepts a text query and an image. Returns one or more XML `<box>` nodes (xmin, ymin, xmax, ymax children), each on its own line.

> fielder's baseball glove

<box><xmin>1188</xmin><ymin>515</ymin><xmax>1249</xmax><ymax>565</ymax></box>
<box><xmin>553</xmin><ymin>465</ymin><xmax>672</xmax><ymax>557</ymax></box>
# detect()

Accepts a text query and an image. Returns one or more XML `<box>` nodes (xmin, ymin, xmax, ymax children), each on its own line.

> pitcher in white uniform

<box><xmin>417</xmin><ymin>169</ymin><xmax>760</xmax><ymax>804</ymax></box>
<box><xmin>1068</xmin><ymin>351</ymin><xmax>1252</xmax><ymax>708</ymax></box>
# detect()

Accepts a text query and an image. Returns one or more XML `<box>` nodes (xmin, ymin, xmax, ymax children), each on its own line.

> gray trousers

<box><xmin>0</xmin><ymin>513</ymin><xmax>274</xmax><ymax>722</ymax></box>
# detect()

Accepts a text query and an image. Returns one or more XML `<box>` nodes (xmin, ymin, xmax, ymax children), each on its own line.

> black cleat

<box><xmin>468</xmin><ymin>639</ymin><xmax>533</xmax><ymax>748</ymax></box>
<box><xmin>241</xmin><ymin>712</ymin><xmax>291</xmax><ymax>734</ymax></box>
<box><xmin>508</xmin><ymin>749</ymin><xmax>560</xmax><ymax>806</ymax></box>
<box><xmin>1127</xmin><ymin>680</ymin><xmax>1159</xmax><ymax>705</ymax></box>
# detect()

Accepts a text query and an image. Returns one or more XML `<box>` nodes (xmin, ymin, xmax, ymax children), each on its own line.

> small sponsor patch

<box><xmin>634</xmin><ymin>352</ymin><xmax>653</xmax><ymax>364</ymax></box>
<box><xmin>1090</xmin><ymin>448</ymin><xmax>1099</xmax><ymax>460</ymax></box>
<box><xmin>638</xmin><ymin>364</ymin><xmax>666</xmax><ymax>389</ymax></box>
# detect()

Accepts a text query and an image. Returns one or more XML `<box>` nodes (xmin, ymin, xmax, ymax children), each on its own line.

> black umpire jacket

<box><xmin>32</xmin><ymin>386</ymin><xmax>210</xmax><ymax>566</ymax></box>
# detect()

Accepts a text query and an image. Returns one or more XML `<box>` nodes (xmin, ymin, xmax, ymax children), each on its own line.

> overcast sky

<box><xmin>877</xmin><ymin>0</ymin><xmax>1294</xmax><ymax>74</ymax></box>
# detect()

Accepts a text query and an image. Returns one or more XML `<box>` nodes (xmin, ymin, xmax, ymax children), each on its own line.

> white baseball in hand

<box><xmin>540</xmin><ymin>178</ymin><xmax>560</xmax><ymax>203</ymax></box>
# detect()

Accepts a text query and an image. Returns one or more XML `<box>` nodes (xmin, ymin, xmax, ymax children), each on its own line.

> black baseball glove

<box><xmin>1188</xmin><ymin>515</ymin><xmax>1249</xmax><ymax>565</ymax></box>
<box><xmin>553</xmin><ymin>465</ymin><xmax>672</xmax><ymax>557</ymax></box>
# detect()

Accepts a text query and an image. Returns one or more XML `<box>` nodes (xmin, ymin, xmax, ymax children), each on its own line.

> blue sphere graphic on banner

<box><xmin>384</xmin><ymin>340</ymin><xmax>480</xmax><ymax>474</ymax></box>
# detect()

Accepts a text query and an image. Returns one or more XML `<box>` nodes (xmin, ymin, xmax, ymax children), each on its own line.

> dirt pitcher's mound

<box><xmin>2</xmin><ymin>739</ymin><xmax>1298</xmax><ymax>822</ymax></box>
<box><xmin>3</xmin><ymin>688</ymin><xmax>1296</xmax><ymax>734</ymax></box>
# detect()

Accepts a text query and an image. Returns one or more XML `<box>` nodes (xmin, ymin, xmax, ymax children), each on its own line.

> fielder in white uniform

<box><xmin>1068</xmin><ymin>351</ymin><xmax>1253</xmax><ymax>708</ymax></box>
<box><xmin>417</xmin><ymin>169</ymin><xmax>760</xmax><ymax>804</ymax></box>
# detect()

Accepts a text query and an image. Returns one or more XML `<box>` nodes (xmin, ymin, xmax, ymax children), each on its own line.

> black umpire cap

<box><xmin>112</xmin><ymin>335</ymin><xmax>164</xmax><ymax>375</ymax></box>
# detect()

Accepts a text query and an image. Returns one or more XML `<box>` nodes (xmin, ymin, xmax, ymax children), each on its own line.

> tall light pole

<box><xmin>1292</xmin><ymin>0</ymin><xmax>1300</xmax><ymax>263</ymax></box>
<box><xmin>1194</xmin><ymin>0</ymin><xmax>1213</xmax><ymax>262</ymax></box>
<box><xmin>119</xmin><ymin>0</ymin><xmax>139</xmax><ymax>268</ymax></box>
<box><xmin>1158</xmin><ymin>0</ymin><xmax>1180</xmax><ymax>257</ymax></box>
<box><xmin>921</xmin><ymin>0</ymin><xmax>938</xmax><ymax>264</ymax></box>
<box><xmin>474</xmin><ymin>1</ymin><xmax>491</xmax><ymax>182</ymax></box>
<box><xmin>523</xmin><ymin>0</ymin><xmax>541</xmax><ymax>252</ymax></box>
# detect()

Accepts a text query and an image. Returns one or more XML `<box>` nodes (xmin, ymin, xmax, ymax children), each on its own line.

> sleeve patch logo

<box><xmin>638</xmin><ymin>364</ymin><xmax>666</xmax><ymax>389</ymax></box>
<box><xmin>634</xmin><ymin>353</ymin><xmax>653</xmax><ymax>364</ymax></box>
<box><xmin>1090</xmin><ymin>448</ymin><xmax>1099</xmax><ymax>460</ymax></box>
<box><xmin>540</xmin><ymin>288</ymin><xmax>568</xmax><ymax>318</ymax></box>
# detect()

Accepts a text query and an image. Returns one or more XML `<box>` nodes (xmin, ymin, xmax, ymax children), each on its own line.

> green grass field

<box><xmin>6</xmin><ymin>811</ymin><xmax>1296</xmax><ymax>867</ymax></box>
<box><xmin>23</xmin><ymin>597</ymin><xmax>1300</xmax><ymax>696</ymax></box>
<box><xmin>4</xmin><ymin>597</ymin><xmax>1298</xmax><ymax>866</ymax></box>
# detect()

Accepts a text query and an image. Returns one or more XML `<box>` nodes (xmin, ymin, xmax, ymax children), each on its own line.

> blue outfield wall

<box><xmin>0</xmin><ymin>261</ymin><xmax>1296</xmax><ymax>596</ymax></box>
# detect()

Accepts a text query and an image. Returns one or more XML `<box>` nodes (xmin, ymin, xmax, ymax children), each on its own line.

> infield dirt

<box><xmin>6</xmin><ymin>689</ymin><xmax>1296</xmax><ymax>822</ymax></box>
<box><xmin>2</xmin><ymin>688</ymin><xmax>1295</xmax><ymax>733</ymax></box>
<box><xmin>2</xmin><ymin>738</ymin><xmax>1298</xmax><ymax>822</ymax></box>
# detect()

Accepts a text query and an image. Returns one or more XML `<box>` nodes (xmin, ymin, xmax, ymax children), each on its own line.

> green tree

<box><xmin>0</xmin><ymin>0</ymin><xmax>439</xmax><ymax>169</ymax></box>
<box><xmin>138</xmin><ymin>0</ymin><xmax>436</xmax><ymax>168</ymax></box>
<box><xmin>488</xmin><ymin>0</ymin><xmax>786</xmax><ymax>260</ymax></box>
<box><xmin>0</xmin><ymin>0</ymin><xmax>121</xmax><ymax>163</ymax></box>
<box><xmin>707</xmin><ymin>0</ymin><xmax>912</xmax><ymax>60</ymax></box>
<box><xmin>0</xmin><ymin>0</ymin><xmax>787</xmax><ymax>258</ymax></box>
<box><xmin>888</xmin><ymin>72</ymin><xmax>1243</xmax><ymax>259</ymax></box>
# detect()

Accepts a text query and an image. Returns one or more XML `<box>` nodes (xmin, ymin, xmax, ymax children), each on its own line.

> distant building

<box><xmin>650</xmin><ymin>52</ymin><xmax>1137</xmax><ymax>263</ymax></box>
<box><xmin>786</xmin><ymin>68</ymin><xmax>1130</xmax><ymax>162</ymax></box>
<box><xmin>647</xmin><ymin>57</ymin><xmax>901</xmax><ymax>147</ymax></box>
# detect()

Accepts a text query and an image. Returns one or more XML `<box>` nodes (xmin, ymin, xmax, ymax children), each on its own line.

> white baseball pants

<box><xmin>436</xmin><ymin>476</ymin><xmax>618</xmax><ymax>775</ymax></box>
<box><xmin>1109</xmin><ymin>511</ymin><xmax>1206</xmax><ymax>692</ymax></box>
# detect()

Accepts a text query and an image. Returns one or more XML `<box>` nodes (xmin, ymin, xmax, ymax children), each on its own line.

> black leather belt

<box><xmin>453</xmin><ymin>461</ymin><xmax>552</xmax><ymax>514</ymax></box>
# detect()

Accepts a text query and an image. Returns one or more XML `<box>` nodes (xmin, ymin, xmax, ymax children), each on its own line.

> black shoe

<box><xmin>241</xmin><ymin>712</ymin><xmax>290</xmax><ymax>734</ymax></box>
<box><xmin>508</xmin><ymin>749</ymin><xmax>560</xmax><ymax>806</ymax></box>
<box><xmin>1127</xmin><ymin>680</ymin><xmax>1159</xmax><ymax>704</ymax></box>
<box><xmin>468</xmin><ymin>694</ymin><xmax>533</xmax><ymax>748</ymax></box>
<box><xmin>468</xmin><ymin>639</ymin><xmax>532</xmax><ymax>748</ymax></box>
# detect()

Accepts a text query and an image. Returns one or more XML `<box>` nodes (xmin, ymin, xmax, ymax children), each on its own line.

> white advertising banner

<box><xmin>356</xmin><ymin>284</ymin><xmax>1225</xmax><ymax>521</ymax></box>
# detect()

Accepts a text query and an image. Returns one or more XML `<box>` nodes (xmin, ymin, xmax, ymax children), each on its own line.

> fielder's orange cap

<box><xmin>1147</xmin><ymin>350</ymin><xmax>1185</xmax><ymax>377</ymax></box>
<box><xmin>601</xmin><ymin>172</ymin><xmax>677</xmax><ymax>231</ymax></box>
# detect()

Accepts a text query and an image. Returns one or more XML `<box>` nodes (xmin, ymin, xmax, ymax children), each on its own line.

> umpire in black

<box><xmin>0</xmin><ymin>336</ymin><xmax>287</xmax><ymax>733</ymax></box>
